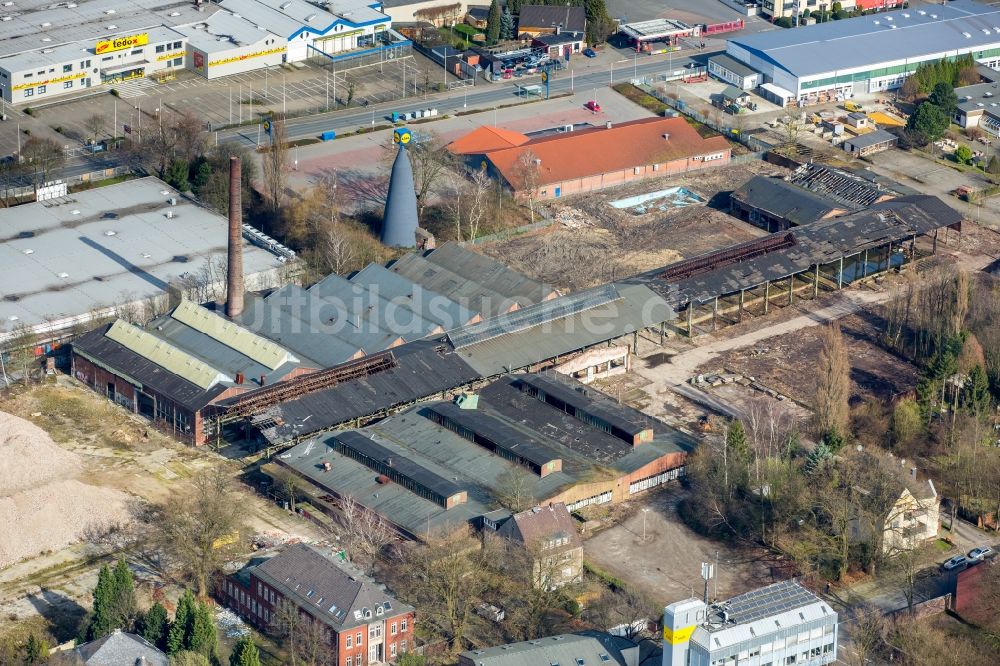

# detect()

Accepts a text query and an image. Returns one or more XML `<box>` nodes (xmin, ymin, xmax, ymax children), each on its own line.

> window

<box><xmin>347</xmin><ymin>636</ymin><xmax>352</xmax><ymax>648</ymax></box>
<box><xmin>346</xmin><ymin>658</ymin><xmax>352</xmax><ymax>666</ymax></box>
<box><xmin>785</xmin><ymin>656</ymin><xmax>796</xmax><ymax>665</ymax></box>
<box><xmin>173</xmin><ymin>41</ymin><xmax>182</xmax><ymax>49</ymax></box>
<box><xmin>38</xmin><ymin>85</ymin><xmax>46</xmax><ymax>94</ymax></box>
<box><xmin>156</xmin><ymin>45</ymin><xmax>165</xmax><ymax>53</ymax></box>
<box><xmin>23</xmin><ymin>73</ymin><xmax>31</xmax><ymax>78</ymax></box>
<box><xmin>63</xmin><ymin>64</ymin><xmax>72</xmax><ymax>72</ymax></box>
<box><xmin>401</xmin><ymin>619</ymin><xmax>408</xmax><ymax>632</ymax></box>
<box><xmin>102</xmin><ymin>56</ymin><xmax>113</xmax><ymax>62</ymax></box>
<box><xmin>356</xmin><ymin>631</ymin><xmax>362</xmax><ymax>645</ymax></box>
<box><xmin>401</xmin><ymin>640</ymin><xmax>407</xmax><ymax>652</ymax></box>
<box><xmin>390</xmin><ymin>643</ymin><xmax>397</xmax><ymax>658</ymax></box>
<box><xmin>64</xmin><ymin>80</ymin><xmax>73</xmax><ymax>89</ymax></box>
<box><xmin>391</xmin><ymin>622</ymin><xmax>397</xmax><ymax>636</ymax></box>
<box><xmin>172</xmin><ymin>57</ymin><xmax>183</xmax><ymax>67</ymax></box>
<box><xmin>130</xmin><ymin>49</ymin><xmax>142</xmax><ymax>55</ymax></box>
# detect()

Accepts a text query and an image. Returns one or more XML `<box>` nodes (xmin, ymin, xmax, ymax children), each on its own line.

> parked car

<box><xmin>968</xmin><ymin>546</ymin><xmax>996</xmax><ymax>561</ymax></box>
<box><xmin>585</xmin><ymin>100</ymin><xmax>601</xmax><ymax>112</ymax></box>
<box><xmin>583</xmin><ymin>48</ymin><xmax>597</xmax><ymax>58</ymax></box>
<box><xmin>941</xmin><ymin>555</ymin><xmax>969</xmax><ymax>571</ymax></box>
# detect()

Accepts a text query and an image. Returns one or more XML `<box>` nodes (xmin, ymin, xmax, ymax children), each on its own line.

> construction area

<box><xmin>482</xmin><ymin>161</ymin><xmax>785</xmax><ymax>292</ymax></box>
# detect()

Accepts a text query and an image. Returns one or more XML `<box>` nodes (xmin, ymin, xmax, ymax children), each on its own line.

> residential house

<box><xmin>848</xmin><ymin>461</ymin><xmax>940</xmax><ymax>555</ymax></box>
<box><xmin>496</xmin><ymin>503</ymin><xmax>583</xmax><ymax>589</ymax></box>
<box><xmin>532</xmin><ymin>30</ymin><xmax>586</xmax><ymax>60</ymax></box>
<box><xmin>459</xmin><ymin>632</ymin><xmax>639</xmax><ymax>666</ymax></box>
<box><xmin>465</xmin><ymin>5</ymin><xmax>490</xmax><ymax>29</ymax></box>
<box><xmin>220</xmin><ymin>543</ymin><xmax>416</xmax><ymax>665</ymax></box>
<box><xmin>56</xmin><ymin>629</ymin><xmax>168</xmax><ymax>666</ymax></box>
<box><xmin>516</xmin><ymin>5</ymin><xmax>586</xmax><ymax>38</ymax></box>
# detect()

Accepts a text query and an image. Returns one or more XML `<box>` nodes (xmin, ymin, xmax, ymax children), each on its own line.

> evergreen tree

<box><xmin>166</xmin><ymin>159</ymin><xmax>190</xmax><ymax>191</ymax></box>
<box><xmin>192</xmin><ymin>158</ymin><xmax>212</xmax><ymax>192</ymax></box>
<box><xmin>928</xmin><ymin>81</ymin><xmax>958</xmax><ymax>118</ymax></box>
<box><xmin>584</xmin><ymin>0</ymin><xmax>615</xmax><ymax>44</ymax></box>
<box><xmin>140</xmin><ymin>602</ymin><xmax>170</xmax><ymax>651</ymax></box>
<box><xmin>23</xmin><ymin>633</ymin><xmax>48</xmax><ymax>664</ymax></box>
<box><xmin>962</xmin><ymin>364</ymin><xmax>992</xmax><ymax>417</ymax></box>
<box><xmin>906</xmin><ymin>102</ymin><xmax>948</xmax><ymax>145</ymax></box>
<box><xmin>804</xmin><ymin>441</ymin><xmax>832</xmax><ymax>475</ymax></box>
<box><xmin>485</xmin><ymin>0</ymin><xmax>501</xmax><ymax>45</ymax></box>
<box><xmin>189</xmin><ymin>601</ymin><xmax>220</xmax><ymax>665</ymax></box>
<box><xmin>986</xmin><ymin>154</ymin><xmax>1000</xmax><ymax>176</ymax></box>
<box><xmin>167</xmin><ymin>591</ymin><xmax>196</xmax><ymax>655</ymax></box>
<box><xmin>508</xmin><ymin>0</ymin><xmax>523</xmax><ymax>15</ymax></box>
<box><xmin>229</xmin><ymin>635</ymin><xmax>261</xmax><ymax>666</ymax></box>
<box><xmin>87</xmin><ymin>564</ymin><xmax>115</xmax><ymax>641</ymax></box>
<box><xmin>500</xmin><ymin>7</ymin><xmax>515</xmax><ymax>41</ymax></box>
<box><xmin>110</xmin><ymin>558</ymin><xmax>138</xmax><ymax>632</ymax></box>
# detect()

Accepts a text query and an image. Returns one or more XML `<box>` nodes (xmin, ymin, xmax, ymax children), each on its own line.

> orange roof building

<box><xmin>447</xmin><ymin>126</ymin><xmax>531</xmax><ymax>156</ymax></box>
<box><xmin>450</xmin><ymin>117</ymin><xmax>732</xmax><ymax>199</ymax></box>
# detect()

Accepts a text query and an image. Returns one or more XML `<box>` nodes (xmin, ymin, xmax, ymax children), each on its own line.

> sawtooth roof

<box><xmin>483</xmin><ymin>117</ymin><xmax>732</xmax><ymax>189</ymax></box>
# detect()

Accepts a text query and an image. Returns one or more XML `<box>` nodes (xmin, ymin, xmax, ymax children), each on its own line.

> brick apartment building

<box><xmin>220</xmin><ymin>543</ymin><xmax>415</xmax><ymax>665</ymax></box>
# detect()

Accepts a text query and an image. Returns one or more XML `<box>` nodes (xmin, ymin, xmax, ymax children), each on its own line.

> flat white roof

<box><xmin>620</xmin><ymin>18</ymin><xmax>693</xmax><ymax>40</ymax></box>
<box><xmin>0</xmin><ymin>0</ymin><xmax>215</xmax><ymax>61</ymax></box>
<box><xmin>0</xmin><ymin>177</ymin><xmax>288</xmax><ymax>336</ymax></box>
<box><xmin>176</xmin><ymin>11</ymin><xmax>279</xmax><ymax>53</ymax></box>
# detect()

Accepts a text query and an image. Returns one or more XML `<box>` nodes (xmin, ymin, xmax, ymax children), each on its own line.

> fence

<box><xmin>0</xmin><ymin>164</ymin><xmax>130</xmax><ymax>206</ymax></box>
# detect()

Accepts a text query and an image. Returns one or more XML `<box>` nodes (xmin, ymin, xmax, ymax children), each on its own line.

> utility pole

<box><xmin>282</xmin><ymin>74</ymin><xmax>286</xmax><ymax>115</ymax></box>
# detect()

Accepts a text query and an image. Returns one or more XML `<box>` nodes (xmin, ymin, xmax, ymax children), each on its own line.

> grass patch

<box><xmin>683</xmin><ymin>115</ymin><xmax>722</xmax><ymax>139</ymax></box>
<box><xmin>69</xmin><ymin>173</ymin><xmax>135</xmax><ymax>193</ymax></box>
<box><xmin>583</xmin><ymin>561</ymin><xmax>627</xmax><ymax>591</ymax></box>
<box><xmin>611</xmin><ymin>82</ymin><xmax>668</xmax><ymax>116</ymax></box>
<box><xmin>934</xmin><ymin>538</ymin><xmax>955</xmax><ymax>552</ymax></box>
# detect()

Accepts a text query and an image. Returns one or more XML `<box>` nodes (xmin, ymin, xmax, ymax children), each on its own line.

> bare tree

<box><xmin>0</xmin><ymin>158</ymin><xmax>27</xmax><ymax>207</ymax></box>
<box><xmin>380</xmin><ymin>131</ymin><xmax>454</xmax><ymax>220</ymax></box>
<box><xmin>20</xmin><ymin>136</ymin><xmax>66</xmax><ymax>185</ymax></box>
<box><xmin>172</xmin><ymin>111</ymin><xmax>207</xmax><ymax>163</ymax></box>
<box><xmin>814</xmin><ymin>323</ymin><xmax>851</xmax><ymax>440</ymax></box>
<box><xmin>586</xmin><ymin>584</ymin><xmax>656</xmax><ymax>641</ymax></box>
<box><xmin>465</xmin><ymin>168</ymin><xmax>491</xmax><ymax>241</ymax></box>
<box><xmin>494</xmin><ymin>467</ymin><xmax>535</xmax><ymax>513</ymax></box>
<box><xmin>511</xmin><ymin>151</ymin><xmax>541</xmax><ymax>222</ymax></box>
<box><xmin>261</xmin><ymin>115</ymin><xmax>290</xmax><ymax>223</ymax></box>
<box><xmin>83</xmin><ymin>113</ymin><xmax>107</xmax><ymax>152</ymax></box>
<box><xmin>147</xmin><ymin>467</ymin><xmax>246</xmax><ymax>597</ymax></box>
<box><xmin>270</xmin><ymin>598</ymin><xmax>302</xmax><ymax>666</ymax></box>
<box><xmin>443</xmin><ymin>171</ymin><xmax>465</xmax><ymax>241</ymax></box>
<box><xmin>338</xmin><ymin>495</ymin><xmax>395</xmax><ymax>574</ymax></box>
<box><xmin>847</xmin><ymin>605</ymin><xmax>889</xmax><ymax>666</ymax></box>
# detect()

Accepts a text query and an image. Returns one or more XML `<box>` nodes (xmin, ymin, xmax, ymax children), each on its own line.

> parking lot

<box><xmin>0</xmin><ymin>51</ymin><xmax>463</xmax><ymax>159</ymax></box>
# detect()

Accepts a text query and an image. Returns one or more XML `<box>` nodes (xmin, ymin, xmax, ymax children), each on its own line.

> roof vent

<box><xmin>107</xmin><ymin>24</ymin><xmax>118</xmax><ymax>29</ymax></box>
<box><xmin>930</xmin><ymin>13</ymin><xmax>937</xmax><ymax>19</ymax></box>
<box><xmin>902</xmin><ymin>13</ymin><xmax>910</xmax><ymax>18</ymax></box>
<box><xmin>104</xmin><ymin>230</ymin><xmax>117</xmax><ymax>236</ymax></box>
<box><xmin>885</xmin><ymin>16</ymin><xmax>892</xmax><ymax>21</ymax></box>
<box><xmin>918</xmin><ymin>9</ymin><xmax>926</xmax><ymax>15</ymax></box>
<box><xmin>22</xmin><ymin>249</ymin><xmax>34</xmax><ymax>255</ymax></box>
<box><xmin>873</xmin><ymin>20</ymin><xmax>879</xmax><ymax>25</ymax></box>
<box><xmin>306</xmin><ymin>13</ymin><xmax>317</xmax><ymax>22</ymax></box>
<box><xmin>58</xmin><ymin>272</ymin><xmax>69</xmax><ymax>278</ymax></box>
<box><xmin>662</xmin><ymin>132</ymin><xmax>670</xmax><ymax>140</ymax></box>
<box><xmin>1</xmin><ymin>2</ymin><xmax>12</xmax><ymax>6</ymax></box>
<box><xmin>40</xmin><ymin>21</ymin><xmax>51</xmax><ymax>27</ymax></box>
<box><xmin>985</xmin><ymin>29</ymin><xmax>993</xmax><ymax>35</ymax></box>
<box><xmin>534</xmin><ymin>158</ymin><xmax>542</xmax><ymax>166</ymax></box>
<box><xmin>963</xmin><ymin>32</ymin><xmax>971</xmax><ymax>38</ymax></box>
<box><xmin>165</xmin><ymin>210</ymin><xmax>175</xmax><ymax>218</ymax></box>
<box><xmin>42</xmin><ymin>37</ymin><xmax>51</xmax><ymax>42</ymax></box>
<box><xmin>986</xmin><ymin>92</ymin><xmax>993</xmax><ymax>97</ymax></box>
<box><xmin>169</xmin><ymin>11</ymin><xmax>180</xmax><ymax>16</ymax></box>
<box><xmin>104</xmin><ymin>9</ymin><xmax>115</xmax><ymax>14</ymax></box>
<box><xmin>42</xmin><ymin>48</ymin><xmax>53</xmax><ymax>53</ymax></box>
<box><xmin>1</xmin><ymin>17</ymin><xmax>10</xmax><ymax>21</ymax></box>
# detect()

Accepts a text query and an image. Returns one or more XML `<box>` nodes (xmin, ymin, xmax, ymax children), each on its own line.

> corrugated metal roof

<box><xmin>732</xmin><ymin>176</ymin><xmax>846</xmax><ymax>226</ymax></box>
<box><xmin>349</xmin><ymin>262</ymin><xmax>480</xmax><ymax>330</ymax></box>
<box><xmin>728</xmin><ymin>0</ymin><xmax>1000</xmax><ymax>78</ymax></box>
<box><xmin>171</xmin><ymin>300</ymin><xmax>297</xmax><ymax>370</ymax></box>
<box><xmin>424</xmin><ymin>242</ymin><xmax>558</xmax><ymax>306</ymax></box>
<box><xmin>388</xmin><ymin>253</ymin><xmax>522</xmax><ymax>318</ymax></box>
<box><xmin>105</xmin><ymin>320</ymin><xmax>228</xmax><ymax>390</ymax></box>
<box><xmin>460</xmin><ymin>632</ymin><xmax>637</xmax><ymax>666</ymax></box>
<box><xmin>72</xmin><ymin>324</ymin><xmax>228</xmax><ymax>412</ymax></box>
<box><xmin>457</xmin><ymin>283</ymin><xmax>673</xmax><ymax>377</ymax></box>
<box><xmin>310</xmin><ymin>273</ymin><xmax>443</xmax><ymax>339</ymax></box>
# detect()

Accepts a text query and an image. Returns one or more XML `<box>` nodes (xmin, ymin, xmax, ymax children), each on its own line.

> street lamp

<box><xmin>641</xmin><ymin>508</ymin><xmax>650</xmax><ymax>541</ymax></box>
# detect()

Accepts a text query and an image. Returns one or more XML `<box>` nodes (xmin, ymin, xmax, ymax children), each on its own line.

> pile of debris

<box><xmin>554</xmin><ymin>207</ymin><xmax>592</xmax><ymax>229</ymax></box>
<box><xmin>0</xmin><ymin>411</ymin><xmax>130</xmax><ymax>568</ymax></box>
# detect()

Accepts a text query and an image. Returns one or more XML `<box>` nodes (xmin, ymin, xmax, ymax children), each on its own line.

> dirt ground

<box><xmin>481</xmin><ymin>161</ymin><xmax>784</xmax><ymax>291</ymax></box>
<box><xmin>0</xmin><ymin>378</ymin><xmax>323</xmax><ymax>644</ymax></box>
<box><xmin>583</xmin><ymin>487</ymin><xmax>792</xmax><ymax>606</ymax></box>
<box><xmin>694</xmin><ymin>305</ymin><xmax>922</xmax><ymax>407</ymax></box>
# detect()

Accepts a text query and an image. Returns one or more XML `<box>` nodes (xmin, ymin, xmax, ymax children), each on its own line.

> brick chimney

<box><xmin>226</xmin><ymin>156</ymin><xmax>244</xmax><ymax>318</ymax></box>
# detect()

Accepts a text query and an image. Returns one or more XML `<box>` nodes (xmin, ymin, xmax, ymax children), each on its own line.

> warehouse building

<box><xmin>264</xmin><ymin>371</ymin><xmax>696</xmax><ymax>538</ymax></box>
<box><xmin>0</xmin><ymin>176</ymin><xmax>290</xmax><ymax>346</ymax></box>
<box><xmin>727</xmin><ymin>0</ymin><xmax>1000</xmax><ymax>106</ymax></box>
<box><xmin>0</xmin><ymin>0</ymin><xmax>400</xmax><ymax>104</ymax></box>
<box><xmin>662</xmin><ymin>580</ymin><xmax>838</xmax><ymax>666</ymax></box>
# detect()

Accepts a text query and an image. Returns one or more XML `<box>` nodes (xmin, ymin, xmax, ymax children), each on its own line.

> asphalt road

<box><xmin>217</xmin><ymin>49</ymin><xmax>722</xmax><ymax>148</ymax></box>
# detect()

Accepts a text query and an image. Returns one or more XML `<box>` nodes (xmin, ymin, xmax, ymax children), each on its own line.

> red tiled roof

<box><xmin>483</xmin><ymin>117</ymin><xmax>732</xmax><ymax>189</ymax></box>
<box><xmin>447</xmin><ymin>126</ymin><xmax>531</xmax><ymax>155</ymax></box>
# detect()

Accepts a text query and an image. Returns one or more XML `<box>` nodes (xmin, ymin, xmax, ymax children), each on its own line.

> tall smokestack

<box><xmin>226</xmin><ymin>156</ymin><xmax>244</xmax><ymax>318</ymax></box>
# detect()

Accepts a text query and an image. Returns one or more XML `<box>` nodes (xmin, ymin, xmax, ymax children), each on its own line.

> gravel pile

<box><xmin>0</xmin><ymin>411</ymin><xmax>130</xmax><ymax>568</ymax></box>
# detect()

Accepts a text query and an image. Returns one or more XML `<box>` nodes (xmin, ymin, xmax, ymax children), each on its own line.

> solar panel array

<box><xmin>447</xmin><ymin>284</ymin><xmax>622</xmax><ymax>350</ymax></box>
<box><xmin>720</xmin><ymin>580</ymin><xmax>819</xmax><ymax>626</ymax></box>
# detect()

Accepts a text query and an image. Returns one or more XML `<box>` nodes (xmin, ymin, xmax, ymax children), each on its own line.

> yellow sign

<box><xmin>393</xmin><ymin>128</ymin><xmax>412</xmax><ymax>145</ymax></box>
<box><xmin>13</xmin><ymin>71</ymin><xmax>86</xmax><ymax>91</ymax></box>
<box><xmin>95</xmin><ymin>32</ymin><xmax>149</xmax><ymax>55</ymax></box>
<box><xmin>662</xmin><ymin>624</ymin><xmax>696</xmax><ymax>645</ymax></box>
<box><xmin>208</xmin><ymin>46</ymin><xmax>285</xmax><ymax>68</ymax></box>
<box><xmin>156</xmin><ymin>50</ymin><xmax>185</xmax><ymax>62</ymax></box>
